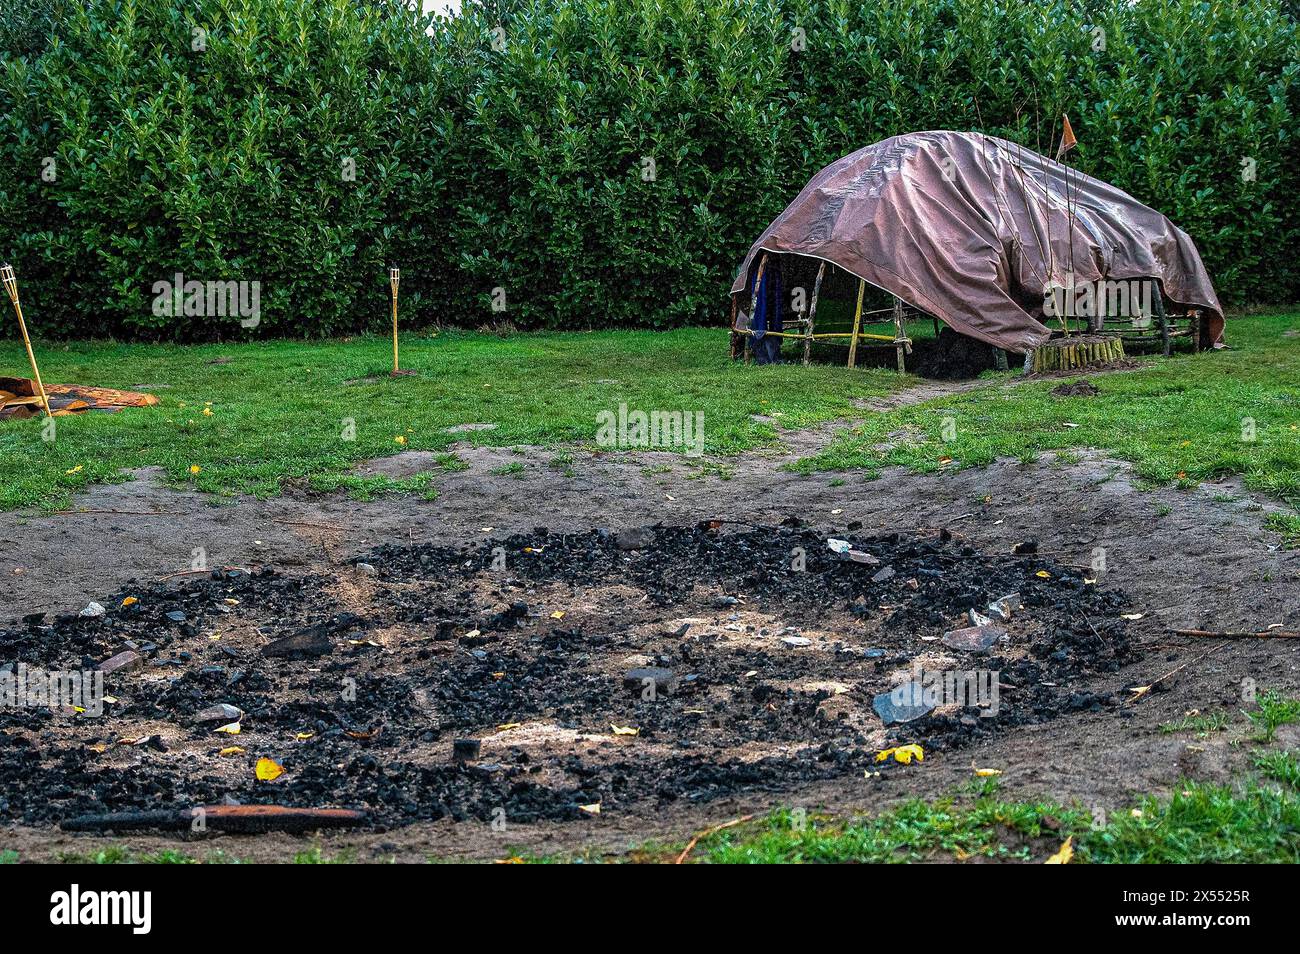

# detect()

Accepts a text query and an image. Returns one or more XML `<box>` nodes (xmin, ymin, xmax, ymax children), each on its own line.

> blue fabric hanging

<box><xmin>748</xmin><ymin>260</ymin><xmax>783</xmax><ymax>364</ymax></box>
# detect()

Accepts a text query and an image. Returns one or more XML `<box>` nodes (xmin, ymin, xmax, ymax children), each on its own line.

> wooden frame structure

<box><xmin>1091</xmin><ymin>280</ymin><xmax>1203</xmax><ymax>356</ymax></box>
<box><xmin>730</xmin><ymin>252</ymin><xmax>917</xmax><ymax>371</ymax></box>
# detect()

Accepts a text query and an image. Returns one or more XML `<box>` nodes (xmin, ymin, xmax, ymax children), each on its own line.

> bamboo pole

<box><xmin>892</xmin><ymin>296</ymin><xmax>906</xmax><ymax>372</ymax></box>
<box><xmin>735</xmin><ymin>328</ymin><xmax>897</xmax><ymax>342</ymax></box>
<box><xmin>745</xmin><ymin>253</ymin><xmax>768</xmax><ymax>365</ymax></box>
<box><xmin>1</xmin><ymin>263</ymin><xmax>51</xmax><ymax>418</ymax></box>
<box><xmin>1153</xmin><ymin>281</ymin><xmax>1170</xmax><ymax>357</ymax></box>
<box><xmin>728</xmin><ymin>294</ymin><xmax>739</xmax><ymax>360</ymax></box>
<box><xmin>803</xmin><ymin>261</ymin><xmax>825</xmax><ymax>367</ymax></box>
<box><xmin>389</xmin><ymin>267</ymin><xmax>401</xmax><ymax>373</ymax></box>
<box><xmin>847</xmin><ymin>278</ymin><xmax>865</xmax><ymax>369</ymax></box>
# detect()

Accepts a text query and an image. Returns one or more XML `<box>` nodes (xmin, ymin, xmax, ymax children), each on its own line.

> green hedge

<box><xmin>1</xmin><ymin>0</ymin><xmax>1296</xmax><ymax>338</ymax></box>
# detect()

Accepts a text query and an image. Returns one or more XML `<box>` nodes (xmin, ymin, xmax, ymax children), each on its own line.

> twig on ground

<box><xmin>1128</xmin><ymin>640</ymin><xmax>1231</xmax><ymax>703</ymax></box>
<box><xmin>53</xmin><ymin>508</ymin><xmax>178</xmax><ymax>516</ymax></box>
<box><xmin>674</xmin><ymin>813</ymin><xmax>755</xmax><ymax>865</ymax></box>
<box><xmin>155</xmin><ymin>565</ymin><xmax>252</xmax><ymax>581</ymax></box>
<box><xmin>1173</xmin><ymin>628</ymin><xmax>1300</xmax><ymax>639</ymax></box>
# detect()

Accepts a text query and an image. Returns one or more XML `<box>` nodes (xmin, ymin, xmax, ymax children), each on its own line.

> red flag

<box><xmin>1056</xmin><ymin>114</ymin><xmax>1077</xmax><ymax>160</ymax></box>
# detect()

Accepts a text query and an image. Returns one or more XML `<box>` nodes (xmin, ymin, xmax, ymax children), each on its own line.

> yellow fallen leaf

<box><xmin>496</xmin><ymin>722</ymin><xmax>522</xmax><ymax>732</ymax></box>
<box><xmin>610</xmin><ymin>724</ymin><xmax>639</xmax><ymax>736</ymax></box>
<box><xmin>255</xmin><ymin>757</ymin><xmax>284</xmax><ymax>781</ymax></box>
<box><xmin>65</xmin><ymin>465</ymin><xmax>83</xmax><ymax>475</ymax></box>
<box><xmin>121</xmin><ymin>596</ymin><xmax>137</xmax><ymax>607</ymax></box>
<box><xmin>1036</xmin><ymin>570</ymin><xmax>1052</xmax><ymax>578</ymax></box>
<box><xmin>294</xmin><ymin>732</ymin><xmax>315</xmax><ymax>741</ymax></box>
<box><xmin>578</xmin><ymin>803</ymin><xmax>601</xmax><ymax>816</ymax></box>
<box><xmin>550</xmin><ymin>610</ymin><xmax>566</xmax><ymax>619</ymax></box>
<box><xmin>974</xmin><ymin>768</ymin><xmax>1002</xmax><ymax>777</ymax></box>
<box><xmin>1044</xmin><ymin>836</ymin><xmax>1073</xmax><ymax>864</ymax></box>
<box><xmin>215</xmin><ymin>721</ymin><xmax>241</xmax><ymax>735</ymax></box>
<box><xmin>223</xmin><ymin>598</ymin><xmax>239</xmax><ymax>606</ymax></box>
<box><xmin>394</xmin><ymin>435</ymin><xmax>407</xmax><ymax>445</ymax></box>
<box><xmin>1122</xmin><ymin>613</ymin><xmax>1144</xmax><ymax>620</ymax></box>
<box><xmin>875</xmin><ymin>744</ymin><xmax>924</xmax><ymax>764</ymax></box>
<box><xmin>73</xmin><ymin>706</ymin><xmax>85</xmax><ymax>714</ymax></box>
<box><xmin>202</xmin><ymin>407</ymin><xmax>213</xmax><ymax>416</ymax></box>
<box><xmin>1129</xmin><ymin>685</ymin><xmax>1151</xmax><ymax>700</ymax></box>
<box><xmin>88</xmin><ymin>742</ymin><xmax>108</xmax><ymax>754</ymax></box>
<box><xmin>218</xmin><ymin>746</ymin><xmax>245</xmax><ymax>756</ymax></box>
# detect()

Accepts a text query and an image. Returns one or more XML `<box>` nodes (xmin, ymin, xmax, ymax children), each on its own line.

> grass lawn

<box><xmin>2</xmin><ymin>313</ymin><xmax>1298</xmax><ymax>519</ymax></box>
<box><xmin>0</xmin><ymin>328</ymin><xmax>909</xmax><ymax>511</ymax></box>
<box><xmin>684</xmin><ymin>778</ymin><xmax>1300</xmax><ymax>864</ymax></box>
<box><xmin>793</xmin><ymin>312</ymin><xmax>1300</xmax><ymax>513</ymax></box>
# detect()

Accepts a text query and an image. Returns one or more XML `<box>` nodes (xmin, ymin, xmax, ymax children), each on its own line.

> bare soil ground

<box><xmin>2</xmin><ymin>377</ymin><xmax>1298</xmax><ymax>862</ymax></box>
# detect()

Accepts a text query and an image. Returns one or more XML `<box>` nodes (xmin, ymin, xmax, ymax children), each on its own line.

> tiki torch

<box><xmin>389</xmin><ymin>266</ymin><xmax>401</xmax><ymax>375</ymax></box>
<box><xmin>1</xmin><ymin>263</ymin><xmax>52</xmax><ymax>418</ymax></box>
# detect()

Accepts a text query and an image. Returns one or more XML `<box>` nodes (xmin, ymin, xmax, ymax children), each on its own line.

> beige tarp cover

<box><xmin>730</xmin><ymin>131</ymin><xmax>1224</xmax><ymax>352</ymax></box>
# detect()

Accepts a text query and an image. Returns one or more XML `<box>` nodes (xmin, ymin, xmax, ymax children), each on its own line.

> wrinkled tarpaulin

<box><xmin>731</xmin><ymin>131</ymin><xmax>1224</xmax><ymax>353</ymax></box>
<box><xmin>0</xmin><ymin>377</ymin><xmax>159</xmax><ymax>418</ymax></box>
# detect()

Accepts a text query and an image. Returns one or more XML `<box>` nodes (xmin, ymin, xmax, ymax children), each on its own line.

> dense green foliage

<box><xmin>1</xmin><ymin>0</ymin><xmax>1296</xmax><ymax>338</ymax></box>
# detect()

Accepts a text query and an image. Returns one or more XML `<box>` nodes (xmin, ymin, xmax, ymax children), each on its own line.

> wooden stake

<box><xmin>1</xmin><ymin>263</ymin><xmax>51</xmax><ymax>418</ymax></box>
<box><xmin>745</xmin><ymin>253</ymin><xmax>768</xmax><ymax>365</ymax></box>
<box><xmin>892</xmin><ymin>296</ymin><xmax>906</xmax><ymax>372</ymax></box>
<box><xmin>1153</xmin><ymin>282</ymin><xmax>1170</xmax><ymax>357</ymax></box>
<box><xmin>803</xmin><ymin>261</ymin><xmax>825</xmax><ymax>367</ymax></box>
<box><xmin>847</xmin><ymin>278</ymin><xmax>865</xmax><ymax>369</ymax></box>
<box><xmin>389</xmin><ymin>267</ymin><xmax>401</xmax><ymax>373</ymax></box>
<box><xmin>728</xmin><ymin>295</ymin><xmax>739</xmax><ymax>360</ymax></box>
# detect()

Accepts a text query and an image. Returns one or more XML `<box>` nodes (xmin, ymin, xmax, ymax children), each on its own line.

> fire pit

<box><xmin>0</xmin><ymin>523</ymin><xmax>1138</xmax><ymax>831</ymax></box>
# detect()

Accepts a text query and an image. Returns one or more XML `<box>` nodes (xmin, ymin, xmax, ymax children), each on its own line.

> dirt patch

<box><xmin>913</xmin><ymin>328</ymin><xmax>997</xmax><ymax>379</ymax></box>
<box><xmin>1051</xmin><ymin>379</ymin><xmax>1101</xmax><ymax>398</ymax></box>
<box><xmin>0</xmin><ymin>524</ymin><xmax>1134</xmax><ymax>833</ymax></box>
<box><xmin>1</xmin><ymin>377</ymin><xmax>1297</xmax><ymax>859</ymax></box>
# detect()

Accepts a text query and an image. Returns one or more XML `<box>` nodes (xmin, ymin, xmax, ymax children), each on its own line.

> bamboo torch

<box><xmin>1</xmin><ymin>263</ymin><xmax>52</xmax><ymax>417</ymax></box>
<box><xmin>389</xmin><ymin>266</ymin><xmax>401</xmax><ymax>374</ymax></box>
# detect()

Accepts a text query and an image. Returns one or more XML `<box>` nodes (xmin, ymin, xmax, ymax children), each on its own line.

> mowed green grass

<box><xmin>0</xmin><ymin>328</ymin><xmax>909</xmax><ymax>510</ymax></box>
<box><xmin>2</xmin><ymin>313</ymin><xmax>1298</xmax><ymax>516</ymax></box>
<box><xmin>794</xmin><ymin>312</ymin><xmax>1300</xmax><ymax>507</ymax></box>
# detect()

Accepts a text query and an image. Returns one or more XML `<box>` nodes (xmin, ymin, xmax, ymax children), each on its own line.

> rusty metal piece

<box><xmin>61</xmin><ymin>805</ymin><xmax>369</xmax><ymax>834</ymax></box>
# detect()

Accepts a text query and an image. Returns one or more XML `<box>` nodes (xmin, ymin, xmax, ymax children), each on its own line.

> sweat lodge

<box><xmin>729</xmin><ymin>130</ymin><xmax>1224</xmax><ymax>369</ymax></box>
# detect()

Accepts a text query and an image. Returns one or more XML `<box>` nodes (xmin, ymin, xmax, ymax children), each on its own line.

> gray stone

<box><xmin>844</xmin><ymin>550</ymin><xmax>880</xmax><ymax>566</ymax></box>
<box><xmin>942</xmin><ymin>624</ymin><xmax>1005</xmax><ymax>652</ymax></box>
<box><xmin>987</xmin><ymin>593</ymin><xmax>1022</xmax><ymax>622</ymax></box>
<box><xmin>96</xmin><ymin>650</ymin><xmax>143</xmax><ymax>674</ymax></box>
<box><xmin>79</xmin><ymin>602</ymin><xmax>105</xmax><ymax>618</ymax></box>
<box><xmin>871</xmin><ymin>566</ymin><xmax>896</xmax><ymax>583</ymax></box>
<box><xmin>262</xmin><ymin>629</ymin><xmax>333</xmax><ymax>659</ymax></box>
<box><xmin>623</xmin><ymin>667</ymin><xmax>675</xmax><ymax>693</ymax></box>
<box><xmin>614</xmin><ymin>526</ymin><xmax>656</xmax><ymax>550</ymax></box>
<box><xmin>193</xmin><ymin>703</ymin><xmax>244</xmax><ymax>724</ymax></box>
<box><xmin>873</xmin><ymin>684</ymin><xmax>934</xmax><ymax>725</ymax></box>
